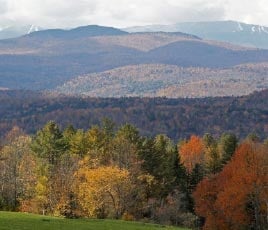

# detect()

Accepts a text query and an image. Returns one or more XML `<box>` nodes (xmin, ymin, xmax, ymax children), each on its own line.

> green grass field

<box><xmin>0</xmin><ymin>212</ymin><xmax>189</xmax><ymax>230</ymax></box>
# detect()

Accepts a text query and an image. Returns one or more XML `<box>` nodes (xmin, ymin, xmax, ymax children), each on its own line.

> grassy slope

<box><xmin>0</xmin><ymin>212</ymin><xmax>189</xmax><ymax>230</ymax></box>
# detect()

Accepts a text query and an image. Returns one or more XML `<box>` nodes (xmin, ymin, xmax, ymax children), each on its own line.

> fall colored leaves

<box><xmin>180</xmin><ymin>135</ymin><xmax>204</xmax><ymax>173</ymax></box>
<box><xmin>193</xmin><ymin>141</ymin><xmax>268</xmax><ymax>230</ymax></box>
<box><xmin>178</xmin><ymin>134</ymin><xmax>268</xmax><ymax>229</ymax></box>
<box><xmin>0</xmin><ymin>122</ymin><xmax>267</xmax><ymax>229</ymax></box>
<box><xmin>76</xmin><ymin>165</ymin><xmax>131</xmax><ymax>218</ymax></box>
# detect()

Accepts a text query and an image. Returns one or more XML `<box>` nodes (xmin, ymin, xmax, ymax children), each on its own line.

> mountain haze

<box><xmin>125</xmin><ymin>21</ymin><xmax>268</xmax><ymax>49</ymax></box>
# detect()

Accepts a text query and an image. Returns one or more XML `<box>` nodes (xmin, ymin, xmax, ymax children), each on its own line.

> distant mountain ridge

<box><xmin>0</xmin><ymin>25</ymin><xmax>42</xmax><ymax>40</ymax></box>
<box><xmin>124</xmin><ymin>21</ymin><xmax>268</xmax><ymax>49</ymax></box>
<box><xmin>25</xmin><ymin>25</ymin><xmax>128</xmax><ymax>39</ymax></box>
<box><xmin>2</xmin><ymin>21</ymin><xmax>268</xmax><ymax>49</ymax></box>
<box><xmin>0</xmin><ymin>24</ymin><xmax>127</xmax><ymax>40</ymax></box>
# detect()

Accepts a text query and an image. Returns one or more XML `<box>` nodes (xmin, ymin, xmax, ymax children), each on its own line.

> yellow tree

<box><xmin>75</xmin><ymin>164</ymin><xmax>132</xmax><ymax>219</ymax></box>
<box><xmin>0</xmin><ymin>127</ymin><xmax>37</xmax><ymax>211</ymax></box>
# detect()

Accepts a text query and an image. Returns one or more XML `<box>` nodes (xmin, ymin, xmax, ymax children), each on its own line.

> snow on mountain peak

<box><xmin>27</xmin><ymin>25</ymin><xmax>40</xmax><ymax>34</ymax></box>
<box><xmin>237</xmin><ymin>22</ymin><xmax>243</xmax><ymax>31</ymax></box>
<box><xmin>261</xmin><ymin>26</ymin><xmax>268</xmax><ymax>34</ymax></box>
<box><xmin>249</xmin><ymin>25</ymin><xmax>268</xmax><ymax>34</ymax></box>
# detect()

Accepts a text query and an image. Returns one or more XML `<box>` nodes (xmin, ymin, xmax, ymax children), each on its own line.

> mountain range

<box><xmin>0</xmin><ymin>23</ymin><xmax>268</xmax><ymax>97</ymax></box>
<box><xmin>125</xmin><ymin>21</ymin><xmax>268</xmax><ymax>49</ymax></box>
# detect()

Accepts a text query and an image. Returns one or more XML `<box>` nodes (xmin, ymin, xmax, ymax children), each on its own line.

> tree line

<box><xmin>0</xmin><ymin>89</ymin><xmax>268</xmax><ymax>141</ymax></box>
<box><xmin>0</xmin><ymin>120</ymin><xmax>267</xmax><ymax>229</ymax></box>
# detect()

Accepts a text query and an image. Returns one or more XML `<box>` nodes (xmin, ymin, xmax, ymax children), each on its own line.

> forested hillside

<box><xmin>0</xmin><ymin>90</ymin><xmax>267</xmax><ymax>140</ymax></box>
<box><xmin>56</xmin><ymin>63</ymin><xmax>268</xmax><ymax>97</ymax></box>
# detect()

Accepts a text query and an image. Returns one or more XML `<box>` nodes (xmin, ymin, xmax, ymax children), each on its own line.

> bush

<box><xmin>179</xmin><ymin>212</ymin><xmax>199</xmax><ymax>229</ymax></box>
<box><xmin>122</xmin><ymin>212</ymin><xmax>135</xmax><ymax>221</ymax></box>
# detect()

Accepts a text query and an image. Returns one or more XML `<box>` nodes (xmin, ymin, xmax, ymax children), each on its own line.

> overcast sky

<box><xmin>1</xmin><ymin>0</ymin><xmax>268</xmax><ymax>28</ymax></box>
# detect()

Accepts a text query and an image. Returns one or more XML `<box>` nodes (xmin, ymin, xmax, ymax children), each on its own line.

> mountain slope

<box><xmin>124</xmin><ymin>21</ymin><xmax>268</xmax><ymax>49</ymax></box>
<box><xmin>56</xmin><ymin>63</ymin><xmax>268</xmax><ymax>98</ymax></box>
<box><xmin>146</xmin><ymin>40</ymin><xmax>267</xmax><ymax>68</ymax></box>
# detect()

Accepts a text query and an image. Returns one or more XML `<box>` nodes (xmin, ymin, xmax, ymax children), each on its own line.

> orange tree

<box><xmin>194</xmin><ymin>141</ymin><xmax>268</xmax><ymax>230</ymax></box>
<box><xmin>179</xmin><ymin>135</ymin><xmax>205</xmax><ymax>173</ymax></box>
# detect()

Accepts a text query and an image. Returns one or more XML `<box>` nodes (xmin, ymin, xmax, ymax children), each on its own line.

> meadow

<box><xmin>0</xmin><ymin>212</ymin><xmax>189</xmax><ymax>230</ymax></box>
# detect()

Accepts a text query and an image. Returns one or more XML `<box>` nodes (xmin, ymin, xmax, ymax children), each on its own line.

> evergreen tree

<box><xmin>219</xmin><ymin>133</ymin><xmax>238</xmax><ymax>165</ymax></box>
<box><xmin>31</xmin><ymin>121</ymin><xmax>66</xmax><ymax>165</ymax></box>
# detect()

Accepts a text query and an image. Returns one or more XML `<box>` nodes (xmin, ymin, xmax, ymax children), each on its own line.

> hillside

<box><xmin>56</xmin><ymin>63</ymin><xmax>268</xmax><ymax>98</ymax></box>
<box><xmin>1</xmin><ymin>25</ymin><xmax>268</xmax><ymax>91</ymax></box>
<box><xmin>125</xmin><ymin>20</ymin><xmax>268</xmax><ymax>49</ymax></box>
<box><xmin>0</xmin><ymin>90</ymin><xmax>267</xmax><ymax>140</ymax></box>
<box><xmin>0</xmin><ymin>212</ymin><xmax>187</xmax><ymax>230</ymax></box>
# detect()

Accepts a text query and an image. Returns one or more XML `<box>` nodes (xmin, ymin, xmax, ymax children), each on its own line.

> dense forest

<box><xmin>0</xmin><ymin>120</ymin><xmax>267</xmax><ymax>229</ymax></box>
<box><xmin>0</xmin><ymin>89</ymin><xmax>267</xmax><ymax>140</ymax></box>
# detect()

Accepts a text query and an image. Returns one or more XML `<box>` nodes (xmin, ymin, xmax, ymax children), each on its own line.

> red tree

<box><xmin>194</xmin><ymin>141</ymin><xmax>268</xmax><ymax>230</ymax></box>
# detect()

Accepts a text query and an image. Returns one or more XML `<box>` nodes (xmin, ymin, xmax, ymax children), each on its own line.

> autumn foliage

<box><xmin>0</xmin><ymin>121</ymin><xmax>267</xmax><ymax>229</ymax></box>
<box><xmin>194</xmin><ymin>141</ymin><xmax>268</xmax><ymax>230</ymax></box>
<box><xmin>179</xmin><ymin>135</ymin><xmax>205</xmax><ymax>173</ymax></box>
<box><xmin>76</xmin><ymin>165</ymin><xmax>132</xmax><ymax>219</ymax></box>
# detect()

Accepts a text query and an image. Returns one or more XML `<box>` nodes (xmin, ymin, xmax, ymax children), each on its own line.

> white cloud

<box><xmin>0</xmin><ymin>0</ymin><xmax>7</xmax><ymax>13</ymax></box>
<box><xmin>224</xmin><ymin>0</ymin><xmax>268</xmax><ymax>26</ymax></box>
<box><xmin>0</xmin><ymin>0</ymin><xmax>267</xmax><ymax>28</ymax></box>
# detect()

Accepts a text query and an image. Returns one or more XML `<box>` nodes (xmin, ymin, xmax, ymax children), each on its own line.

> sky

<box><xmin>0</xmin><ymin>0</ymin><xmax>268</xmax><ymax>28</ymax></box>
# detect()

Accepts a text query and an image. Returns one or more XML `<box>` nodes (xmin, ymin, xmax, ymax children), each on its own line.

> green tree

<box><xmin>62</xmin><ymin>124</ymin><xmax>76</xmax><ymax>150</ymax></box>
<box><xmin>218</xmin><ymin>133</ymin><xmax>238</xmax><ymax>165</ymax></box>
<box><xmin>139</xmin><ymin>135</ymin><xmax>178</xmax><ymax>199</ymax></box>
<box><xmin>203</xmin><ymin>133</ymin><xmax>222</xmax><ymax>174</ymax></box>
<box><xmin>69</xmin><ymin>129</ymin><xmax>89</xmax><ymax>157</ymax></box>
<box><xmin>31</xmin><ymin>121</ymin><xmax>69</xmax><ymax>215</ymax></box>
<box><xmin>112</xmin><ymin>124</ymin><xmax>140</xmax><ymax>169</ymax></box>
<box><xmin>31</xmin><ymin>121</ymin><xmax>66</xmax><ymax>165</ymax></box>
